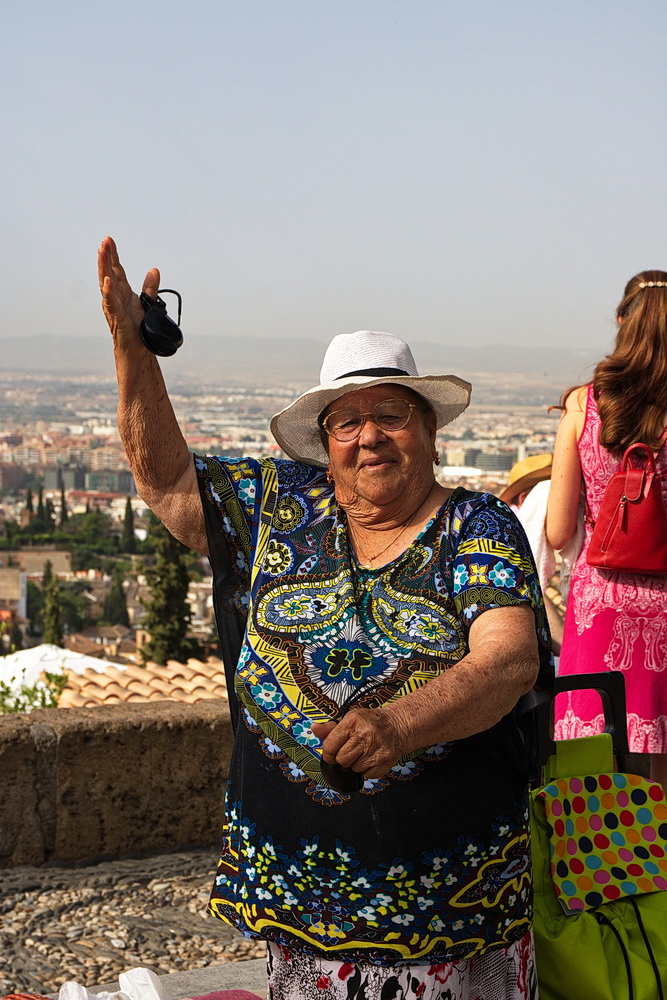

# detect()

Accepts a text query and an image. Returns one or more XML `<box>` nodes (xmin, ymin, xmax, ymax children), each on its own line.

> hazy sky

<box><xmin>2</xmin><ymin>0</ymin><xmax>666</xmax><ymax>360</ymax></box>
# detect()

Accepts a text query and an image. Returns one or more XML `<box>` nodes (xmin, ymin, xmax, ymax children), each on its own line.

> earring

<box><xmin>433</xmin><ymin>452</ymin><xmax>440</xmax><ymax>466</ymax></box>
<box><xmin>326</xmin><ymin>468</ymin><xmax>334</xmax><ymax>484</ymax></box>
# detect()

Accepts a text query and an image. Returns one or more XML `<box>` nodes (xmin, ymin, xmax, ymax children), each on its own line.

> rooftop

<box><xmin>0</xmin><ymin>643</ymin><xmax>228</xmax><ymax>709</ymax></box>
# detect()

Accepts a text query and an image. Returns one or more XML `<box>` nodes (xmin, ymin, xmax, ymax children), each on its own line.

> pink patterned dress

<box><xmin>555</xmin><ymin>384</ymin><xmax>667</xmax><ymax>753</ymax></box>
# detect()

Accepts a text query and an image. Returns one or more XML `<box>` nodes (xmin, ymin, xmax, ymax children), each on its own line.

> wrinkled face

<box><xmin>321</xmin><ymin>384</ymin><xmax>437</xmax><ymax>509</ymax></box>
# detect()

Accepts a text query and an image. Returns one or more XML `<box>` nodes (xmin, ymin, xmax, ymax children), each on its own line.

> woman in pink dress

<box><xmin>546</xmin><ymin>269</ymin><xmax>667</xmax><ymax>793</ymax></box>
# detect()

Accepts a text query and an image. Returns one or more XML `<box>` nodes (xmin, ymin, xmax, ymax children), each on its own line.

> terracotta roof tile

<box><xmin>145</xmin><ymin>676</ymin><xmax>175</xmax><ymax>696</ymax></box>
<box><xmin>72</xmin><ymin>682</ymin><xmax>109</xmax><ymax>703</ymax></box>
<box><xmin>124</xmin><ymin>679</ymin><xmax>153</xmax><ymax>696</ymax></box>
<box><xmin>54</xmin><ymin>656</ymin><xmax>229</xmax><ymax>708</ymax></box>
<box><xmin>160</xmin><ymin>661</ymin><xmax>201</xmax><ymax>680</ymax></box>
<box><xmin>147</xmin><ymin>689</ymin><xmax>171</xmax><ymax>701</ymax></box>
<box><xmin>191</xmin><ymin>675</ymin><xmax>223</xmax><ymax>693</ymax></box>
<box><xmin>105</xmin><ymin>665</ymin><xmax>135</xmax><ymax>683</ymax></box>
<box><xmin>60</xmin><ymin>691</ymin><xmax>87</xmax><ymax>708</ymax></box>
<box><xmin>98</xmin><ymin>682</ymin><xmax>129</xmax><ymax>700</ymax></box>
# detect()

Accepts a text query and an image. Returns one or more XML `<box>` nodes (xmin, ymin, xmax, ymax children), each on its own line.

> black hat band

<box><xmin>336</xmin><ymin>367</ymin><xmax>411</xmax><ymax>379</ymax></box>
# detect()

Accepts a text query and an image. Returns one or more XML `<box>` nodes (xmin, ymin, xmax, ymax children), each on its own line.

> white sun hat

<box><xmin>270</xmin><ymin>330</ymin><xmax>472</xmax><ymax>467</ymax></box>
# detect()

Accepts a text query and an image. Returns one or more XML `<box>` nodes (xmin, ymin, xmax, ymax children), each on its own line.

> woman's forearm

<box><xmin>314</xmin><ymin>605</ymin><xmax>540</xmax><ymax>779</ymax></box>
<box><xmin>114</xmin><ymin>339</ymin><xmax>191</xmax><ymax>500</ymax></box>
<box><xmin>383</xmin><ymin>611</ymin><xmax>539</xmax><ymax>750</ymax></box>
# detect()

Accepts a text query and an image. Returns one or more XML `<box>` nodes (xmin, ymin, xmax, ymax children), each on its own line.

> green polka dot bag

<box><xmin>531</xmin><ymin>733</ymin><xmax>667</xmax><ymax>1000</ymax></box>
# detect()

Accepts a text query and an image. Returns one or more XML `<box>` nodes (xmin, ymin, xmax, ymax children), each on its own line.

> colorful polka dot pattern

<box><xmin>540</xmin><ymin>772</ymin><xmax>667</xmax><ymax>913</ymax></box>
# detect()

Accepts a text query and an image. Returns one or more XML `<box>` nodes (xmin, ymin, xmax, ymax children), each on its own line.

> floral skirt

<box><xmin>266</xmin><ymin>931</ymin><xmax>538</xmax><ymax>1000</ymax></box>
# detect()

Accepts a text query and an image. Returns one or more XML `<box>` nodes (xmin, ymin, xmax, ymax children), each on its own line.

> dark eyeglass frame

<box><xmin>321</xmin><ymin>398</ymin><xmax>423</xmax><ymax>442</ymax></box>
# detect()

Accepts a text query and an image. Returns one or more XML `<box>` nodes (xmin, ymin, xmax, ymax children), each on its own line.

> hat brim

<box><xmin>270</xmin><ymin>374</ymin><xmax>472</xmax><ymax>467</ymax></box>
<box><xmin>498</xmin><ymin>467</ymin><xmax>552</xmax><ymax>505</ymax></box>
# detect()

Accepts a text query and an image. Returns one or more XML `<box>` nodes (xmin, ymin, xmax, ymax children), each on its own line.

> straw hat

<box><xmin>499</xmin><ymin>453</ymin><xmax>553</xmax><ymax>505</ymax></box>
<box><xmin>270</xmin><ymin>330</ymin><xmax>472</xmax><ymax>467</ymax></box>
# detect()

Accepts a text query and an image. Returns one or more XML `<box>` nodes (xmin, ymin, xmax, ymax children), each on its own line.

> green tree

<box><xmin>42</xmin><ymin>559</ymin><xmax>53</xmax><ymax>590</ymax></box>
<box><xmin>8</xmin><ymin>619</ymin><xmax>23</xmax><ymax>652</ymax></box>
<box><xmin>121</xmin><ymin>497</ymin><xmax>136</xmax><ymax>554</ymax></box>
<box><xmin>42</xmin><ymin>573</ymin><xmax>63</xmax><ymax>646</ymax></box>
<box><xmin>103</xmin><ymin>573</ymin><xmax>130</xmax><ymax>627</ymax></box>
<box><xmin>27</xmin><ymin>579</ymin><xmax>45</xmax><ymax>635</ymax></box>
<box><xmin>59</xmin><ymin>484</ymin><xmax>68</xmax><ymax>527</ymax></box>
<box><xmin>45</xmin><ymin>497</ymin><xmax>56</xmax><ymax>532</ymax></box>
<box><xmin>25</xmin><ymin>487</ymin><xmax>33</xmax><ymax>513</ymax></box>
<box><xmin>59</xmin><ymin>581</ymin><xmax>91</xmax><ymax>634</ymax></box>
<box><xmin>0</xmin><ymin>519</ymin><xmax>19</xmax><ymax>545</ymax></box>
<box><xmin>73</xmin><ymin>508</ymin><xmax>113</xmax><ymax>545</ymax></box>
<box><xmin>24</xmin><ymin>485</ymin><xmax>48</xmax><ymax>535</ymax></box>
<box><xmin>140</xmin><ymin>518</ymin><xmax>199</xmax><ymax>665</ymax></box>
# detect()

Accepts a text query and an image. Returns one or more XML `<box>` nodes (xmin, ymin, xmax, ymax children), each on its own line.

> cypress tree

<box><xmin>121</xmin><ymin>497</ymin><xmax>136</xmax><ymax>554</ymax></box>
<box><xmin>42</xmin><ymin>574</ymin><xmax>63</xmax><ymax>646</ymax></box>
<box><xmin>25</xmin><ymin>487</ymin><xmax>33</xmax><ymax>513</ymax></box>
<box><xmin>103</xmin><ymin>573</ymin><xmax>130</xmax><ymax>627</ymax></box>
<box><xmin>45</xmin><ymin>497</ymin><xmax>56</xmax><ymax>532</ymax></box>
<box><xmin>42</xmin><ymin>559</ymin><xmax>53</xmax><ymax>590</ymax></box>
<box><xmin>140</xmin><ymin>519</ymin><xmax>198</xmax><ymax>666</ymax></box>
<box><xmin>60</xmin><ymin>484</ymin><xmax>68</xmax><ymax>527</ymax></box>
<box><xmin>37</xmin><ymin>486</ymin><xmax>45</xmax><ymax>523</ymax></box>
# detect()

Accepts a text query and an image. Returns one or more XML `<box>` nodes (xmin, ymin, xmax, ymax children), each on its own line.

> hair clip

<box><xmin>139</xmin><ymin>289</ymin><xmax>183</xmax><ymax>357</ymax></box>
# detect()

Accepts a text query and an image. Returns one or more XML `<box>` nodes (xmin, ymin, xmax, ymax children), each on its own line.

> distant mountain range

<box><xmin>1</xmin><ymin>333</ymin><xmax>599</xmax><ymax>386</ymax></box>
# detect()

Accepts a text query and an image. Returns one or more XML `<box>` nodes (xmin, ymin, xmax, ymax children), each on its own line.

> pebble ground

<box><xmin>0</xmin><ymin>849</ymin><xmax>265</xmax><ymax>996</ymax></box>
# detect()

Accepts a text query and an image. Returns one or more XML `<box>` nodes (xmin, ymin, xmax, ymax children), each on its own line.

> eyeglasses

<box><xmin>321</xmin><ymin>398</ymin><xmax>422</xmax><ymax>442</ymax></box>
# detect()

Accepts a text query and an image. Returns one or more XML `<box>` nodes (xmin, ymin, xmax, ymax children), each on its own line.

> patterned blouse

<box><xmin>196</xmin><ymin>455</ymin><xmax>552</xmax><ymax>966</ymax></box>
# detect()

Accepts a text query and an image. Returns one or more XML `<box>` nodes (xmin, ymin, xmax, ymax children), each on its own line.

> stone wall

<box><xmin>0</xmin><ymin>701</ymin><xmax>233</xmax><ymax>867</ymax></box>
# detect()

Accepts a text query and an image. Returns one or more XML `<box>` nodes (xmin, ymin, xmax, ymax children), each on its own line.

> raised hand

<box><xmin>98</xmin><ymin>236</ymin><xmax>160</xmax><ymax>350</ymax></box>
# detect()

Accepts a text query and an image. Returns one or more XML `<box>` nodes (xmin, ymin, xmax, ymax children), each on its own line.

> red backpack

<box><xmin>586</xmin><ymin>441</ymin><xmax>667</xmax><ymax>574</ymax></box>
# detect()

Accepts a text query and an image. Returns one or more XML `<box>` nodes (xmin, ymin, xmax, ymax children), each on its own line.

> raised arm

<box><xmin>98</xmin><ymin>237</ymin><xmax>207</xmax><ymax>554</ymax></box>
<box><xmin>313</xmin><ymin>603</ymin><xmax>539</xmax><ymax>779</ymax></box>
<box><xmin>545</xmin><ymin>385</ymin><xmax>587</xmax><ymax>551</ymax></box>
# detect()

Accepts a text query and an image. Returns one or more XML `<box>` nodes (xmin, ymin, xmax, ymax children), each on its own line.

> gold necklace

<box><xmin>349</xmin><ymin>508</ymin><xmax>418</xmax><ymax>570</ymax></box>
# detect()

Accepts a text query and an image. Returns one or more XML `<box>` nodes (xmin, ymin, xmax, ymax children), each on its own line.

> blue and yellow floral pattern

<box><xmin>196</xmin><ymin>455</ymin><xmax>553</xmax><ymax>965</ymax></box>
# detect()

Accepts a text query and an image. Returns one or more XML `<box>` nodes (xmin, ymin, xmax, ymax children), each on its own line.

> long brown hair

<box><xmin>592</xmin><ymin>270</ymin><xmax>667</xmax><ymax>453</ymax></box>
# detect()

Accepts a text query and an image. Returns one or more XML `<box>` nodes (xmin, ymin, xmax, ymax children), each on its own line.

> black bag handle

<box><xmin>529</xmin><ymin>671</ymin><xmax>629</xmax><ymax>785</ymax></box>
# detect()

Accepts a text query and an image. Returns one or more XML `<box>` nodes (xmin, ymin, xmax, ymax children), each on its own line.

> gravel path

<box><xmin>0</xmin><ymin>849</ymin><xmax>265</xmax><ymax>997</ymax></box>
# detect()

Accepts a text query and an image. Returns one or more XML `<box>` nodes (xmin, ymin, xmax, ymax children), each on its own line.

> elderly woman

<box><xmin>99</xmin><ymin>237</ymin><xmax>552</xmax><ymax>1000</ymax></box>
